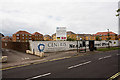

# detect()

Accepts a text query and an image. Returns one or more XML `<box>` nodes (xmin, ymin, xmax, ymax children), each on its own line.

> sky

<box><xmin>0</xmin><ymin>0</ymin><xmax>119</xmax><ymax>36</ymax></box>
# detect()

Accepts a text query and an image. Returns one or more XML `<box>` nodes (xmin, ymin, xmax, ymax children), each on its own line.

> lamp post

<box><xmin>107</xmin><ymin>29</ymin><xmax>110</xmax><ymax>48</ymax></box>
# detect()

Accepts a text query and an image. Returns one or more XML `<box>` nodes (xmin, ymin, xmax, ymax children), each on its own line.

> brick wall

<box><xmin>2</xmin><ymin>42</ymin><xmax>30</xmax><ymax>52</ymax></box>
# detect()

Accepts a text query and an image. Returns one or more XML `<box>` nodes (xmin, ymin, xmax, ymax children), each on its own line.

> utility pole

<box><xmin>107</xmin><ymin>29</ymin><xmax>110</xmax><ymax>48</ymax></box>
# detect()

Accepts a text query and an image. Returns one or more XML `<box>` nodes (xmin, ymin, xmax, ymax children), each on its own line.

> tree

<box><xmin>95</xmin><ymin>36</ymin><xmax>99</xmax><ymax>41</ymax></box>
<box><xmin>116</xmin><ymin>8</ymin><xmax>120</xmax><ymax>16</ymax></box>
<box><xmin>67</xmin><ymin>36</ymin><xmax>76</xmax><ymax>41</ymax></box>
<box><xmin>95</xmin><ymin>36</ymin><xmax>101</xmax><ymax>41</ymax></box>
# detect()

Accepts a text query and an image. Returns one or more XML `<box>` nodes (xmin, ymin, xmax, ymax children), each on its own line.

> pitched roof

<box><xmin>44</xmin><ymin>35</ymin><xmax>51</xmax><ymax>37</ymax></box>
<box><xmin>95</xmin><ymin>32</ymin><xmax>117</xmax><ymax>35</ymax></box>
<box><xmin>13</xmin><ymin>30</ymin><xmax>31</xmax><ymax>35</ymax></box>
<box><xmin>32</xmin><ymin>32</ymin><xmax>43</xmax><ymax>35</ymax></box>
<box><xmin>67</xmin><ymin>31</ymin><xmax>76</xmax><ymax>34</ymax></box>
<box><xmin>52</xmin><ymin>33</ymin><xmax>56</xmax><ymax>37</ymax></box>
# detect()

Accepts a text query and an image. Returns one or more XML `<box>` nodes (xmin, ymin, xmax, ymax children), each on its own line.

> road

<box><xmin>2</xmin><ymin>50</ymin><xmax>120</xmax><ymax>80</ymax></box>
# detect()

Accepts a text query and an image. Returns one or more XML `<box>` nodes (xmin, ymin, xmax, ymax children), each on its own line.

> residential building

<box><xmin>94</xmin><ymin>31</ymin><xmax>118</xmax><ymax>40</ymax></box>
<box><xmin>76</xmin><ymin>34</ymin><xmax>85</xmax><ymax>40</ymax></box>
<box><xmin>44</xmin><ymin>35</ymin><xmax>52</xmax><ymax>41</ymax></box>
<box><xmin>32</xmin><ymin>32</ymin><xmax>43</xmax><ymax>41</ymax></box>
<box><xmin>52</xmin><ymin>33</ymin><xmax>56</xmax><ymax>41</ymax></box>
<box><xmin>67</xmin><ymin>31</ymin><xmax>76</xmax><ymax>40</ymax></box>
<box><xmin>13</xmin><ymin>30</ymin><xmax>32</xmax><ymax>42</ymax></box>
<box><xmin>90</xmin><ymin>34</ymin><xmax>96</xmax><ymax>40</ymax></box>
<box><xmin>2</xmin><ymin>36</ymin><xmax>12</xmax><ymax>42</ymax></box>
<box><xmin>76</xmin><ymin>34</ymin><xmax>91</xmax><ymax>40</ymax></box>
<box><xmin>0</xmin><ymin>33</ymin><xmax>4</xmax><ymax>37</ymax></box>
<box><xmin>118</xmin><ymin>35</ymin><xmax>120</xmax><ymax>40</ymax></box>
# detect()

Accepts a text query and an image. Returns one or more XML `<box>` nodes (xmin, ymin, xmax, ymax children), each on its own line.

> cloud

<box><xmin>0</xmin><ymin>0</ymin><xmax>119</xmax><ymax>36</ymax></box>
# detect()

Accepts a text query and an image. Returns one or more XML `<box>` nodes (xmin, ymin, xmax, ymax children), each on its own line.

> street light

<box><xmin>107</xmin><ymin>29</ymin><xmax>110</xmax><ymax>48</ymax></box>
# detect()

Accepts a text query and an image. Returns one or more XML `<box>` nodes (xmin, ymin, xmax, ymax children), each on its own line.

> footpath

<box><xmin>2</xmin><ymin>49</ymin><xmax>102</xmax><ymax>69</ymax></box>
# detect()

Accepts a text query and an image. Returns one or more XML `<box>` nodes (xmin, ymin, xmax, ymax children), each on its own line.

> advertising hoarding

<box><xmin>56</xmin><ymin>27</ymin><xmax>67</xmax><ymax>40</ymax></box>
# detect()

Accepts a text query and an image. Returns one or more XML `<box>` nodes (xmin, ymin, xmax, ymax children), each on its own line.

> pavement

<box><xmin>2</xmin><ymin>50</ymin><xmax>120</xmax><ymax>79</ymax></box>
<box><xmin>2</xmin><ymin>48</ymin><xmax>100</xmax><ymax>69</ymax></box>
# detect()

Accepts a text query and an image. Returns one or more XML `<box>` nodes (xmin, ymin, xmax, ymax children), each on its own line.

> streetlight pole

<box><xmin>107</xmin><ymin>29</ymin><xmax>110</xmax><ymax>48</ymax></box>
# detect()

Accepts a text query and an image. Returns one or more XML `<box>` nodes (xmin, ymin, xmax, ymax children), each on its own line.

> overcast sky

<box><xmin>0</xmin><ymin>0</ymin><xmax>119</xmax><ymax>36</ymax></box>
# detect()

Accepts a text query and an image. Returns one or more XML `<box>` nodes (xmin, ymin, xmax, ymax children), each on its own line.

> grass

<box><xmin>97</xmin><ymin>47</ymin><xmax>120</xmax><ymax>51</ymax></box>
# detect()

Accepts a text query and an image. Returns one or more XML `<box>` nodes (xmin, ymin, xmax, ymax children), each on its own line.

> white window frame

<box><xmin>17</xmin><ymin>37</ymin><xmax>19</xmax><ymax>39</ymax></box>
<box><xmin>16</xmin><ymin>34</ymin><xmax>19</xmax><ymax>36</ymax></box>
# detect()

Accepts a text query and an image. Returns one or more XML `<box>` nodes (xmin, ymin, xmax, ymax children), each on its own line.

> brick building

<box><xmin>32</xmin><ymin>32</ymin><xmax>43</xmax><ymax>41</ymax></box>
<box><xmin>67</xmin><ymin>31</ymin><xmax>76</xmax><ymax>40</ymax></box>
<box><xmin>52</xmin><ymin>33</ymin><xmax>56</xmax><ymax>41</ymax></box>
<box><xmin>2</xmin><ymin>36</ymin><xmax>12</xmax><ymax>42</ymax></box>
<box><xmin>44</xmin><ymin>35</ymin><xmax>52</xmax><ymax>41</ymax></box>
<box><xmin>13</xmin><ymin>31</ymin><xmax>32</xmax><ymax>42</ymax></box>
<box><xmin>94</xmin><ymin>31</ymin><xmax>118</xmax><ymax>40</ymax></box>
<box><xmin>76</xmin><ymin>34</ymin><xmax>91</xmax><ymax>40</ymax></box>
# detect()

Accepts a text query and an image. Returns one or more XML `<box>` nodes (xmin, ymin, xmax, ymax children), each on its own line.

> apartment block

<box><xmin>32</xmin><ymin>32</ymin><xmax>43</xmax><ymax>41</ymax></box>
<box><xmin>12</xmin><ymin>31</ymin><xmax>32</xmax><ymax>42</ymax></box>
<box><xmin>94</xmin><ymin>32</ymin><xmax>118</xmax><ymax>40</ymax></box>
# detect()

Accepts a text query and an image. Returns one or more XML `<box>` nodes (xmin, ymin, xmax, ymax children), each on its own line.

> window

<box><xmin>26</xmin><ymin>37</ymin><xmax>27</xmax><ymax>39</ymax></box>
<box><xmin>22</xmin><ymin>34</ymin><xmax>24</xmax><ymax>36</ymax></box>
<box><xmin>16</xmin><ymin>34</ymin><xmax>19</xmax><ymax>36</ymax></box>
<box><xmin>29</xmin><ymin>37</ymin><xmax>31</xmax><ymax>39</ymax></box>
<box><xmin>26</xmin><ymin>34</ymin><xmax>27</xmax><ymax>36</ymax></box>
<box><xmin>22</xmin><ymin>37</ymin><xmax>24</xmax><ymax>39</ymax></box>
<box><xmin>29</xmin><ymin>35</ymin><xmax>31</xmax><ymax>36</ymax></box>
<box><xmin>17</xmin><ymin>37</ymin><xmax>19</xmax><ymax>39</ymax></box>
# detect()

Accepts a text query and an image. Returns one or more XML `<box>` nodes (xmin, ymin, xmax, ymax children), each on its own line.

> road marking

<box><xmin>98</xmin><ymin>55</ymin><xmax>111</xmax><ymax>60</ymax></box>
<box><xmin>104</xmin><ymin>55</ymin><xmax>111</xmax><ymax>59</ymax></box>
<box><xmin>68</xmin><ymin>61</ymin><xmax>91</xmax><ymax>69</ymax></box>
<box><xmin>49</xmin><ymin>56</ymin><xmax>71</xmax><ymax>62</ymax></box>
<box><xmin>107</xmin><ymin>72</ymin><xmax>120</xmax><ymax>80</ymax></box>
<box><xmin>98</xmin><ymin>57</ymin><xmax>104</xmax><ymax>60</ymax></box>
<box><xmin>26</xmin><ymin>73</ymin><xmax>51</xmax><ymax>80</ymax></box>
<box><xmin>22</xmin><ymin>58</ymin><xmax>30</xmax><ymax>60</ymax></box>
<box><xmin>33</xmin><ymin>60</ymin><xmax>49</xmax><ymax>64</ymax></box>
<box><xmin>1</xmin><ymin>64</ymin><xmax>30</xmax><ymax>71</ymax></box>
<box><xmin>117</xmin><ymin>54</ymin><xmax>120</xmax><ymax>56</ymax></box>
<box><xmin>1</xmin><ymin>55</ymin><xmax>75</xmax><ymax>71</ymax></box>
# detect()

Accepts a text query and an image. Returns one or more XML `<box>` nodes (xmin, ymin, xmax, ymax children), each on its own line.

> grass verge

<box><xmin>97</xmin><ymin>47</ymin><xmax>120</xmax><ymax>51</ymax></box>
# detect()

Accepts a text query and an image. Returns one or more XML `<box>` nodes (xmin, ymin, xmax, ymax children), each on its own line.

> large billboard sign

<box><xmin>56</xmin><ymin>27</ymin><xmax>67</xmax><ymax>40</ymax></box>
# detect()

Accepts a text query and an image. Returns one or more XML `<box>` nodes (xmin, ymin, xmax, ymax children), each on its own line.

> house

<box><xmin>44</xmin><ymin>35</ymin><xmax>52</xmax><ymax>41</ymax></box>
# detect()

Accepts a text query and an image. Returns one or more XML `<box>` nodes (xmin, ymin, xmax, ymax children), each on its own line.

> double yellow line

<box><xmin>0</xmin><ymin>56</ymin><xmax>73</xmax><ymax>71</ymax></box>
<box><xmin>107</xmin><ymin>72</ymin><xmax>120</xmax><ymax>80</ymax></box>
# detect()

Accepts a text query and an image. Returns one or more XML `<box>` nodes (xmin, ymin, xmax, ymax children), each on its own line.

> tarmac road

<box><xmin>2</xmin><ymin>50</ymin><xmax>120</xmax><ymax>80</ymax></box>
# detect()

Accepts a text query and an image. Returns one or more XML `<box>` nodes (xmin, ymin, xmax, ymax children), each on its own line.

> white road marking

<box><xmin>22</xmin><ymin>58</ymin><xmax>30</xmax><ymax>60</ymax></box>
<box><xmin>68</xmin><ymin>61</ymin><xmax>91</xmax><ymax>69</ymax></box>
<box><xmin>26</xmin><ymin>73</ymin><xmax>51</xmax><ymax>80</ymax></box>
<box><xmin>117</xmin><ymin>54</ymin><xmax>120</xmax><ymax>56</ymax></box>
<box><xmin>98</xmin><ymin>57</ymin><xmax>104</xmax><ymax>60</ymax></box>
<box><xmin>98</xmin><ymin>55</ymin><xmax>112</xmax><ymax>60</ymax></box>
<box><xmin>104</xmin><ymin>55</ymin><xmax>111</xmax><ymax>59</ymax></box>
